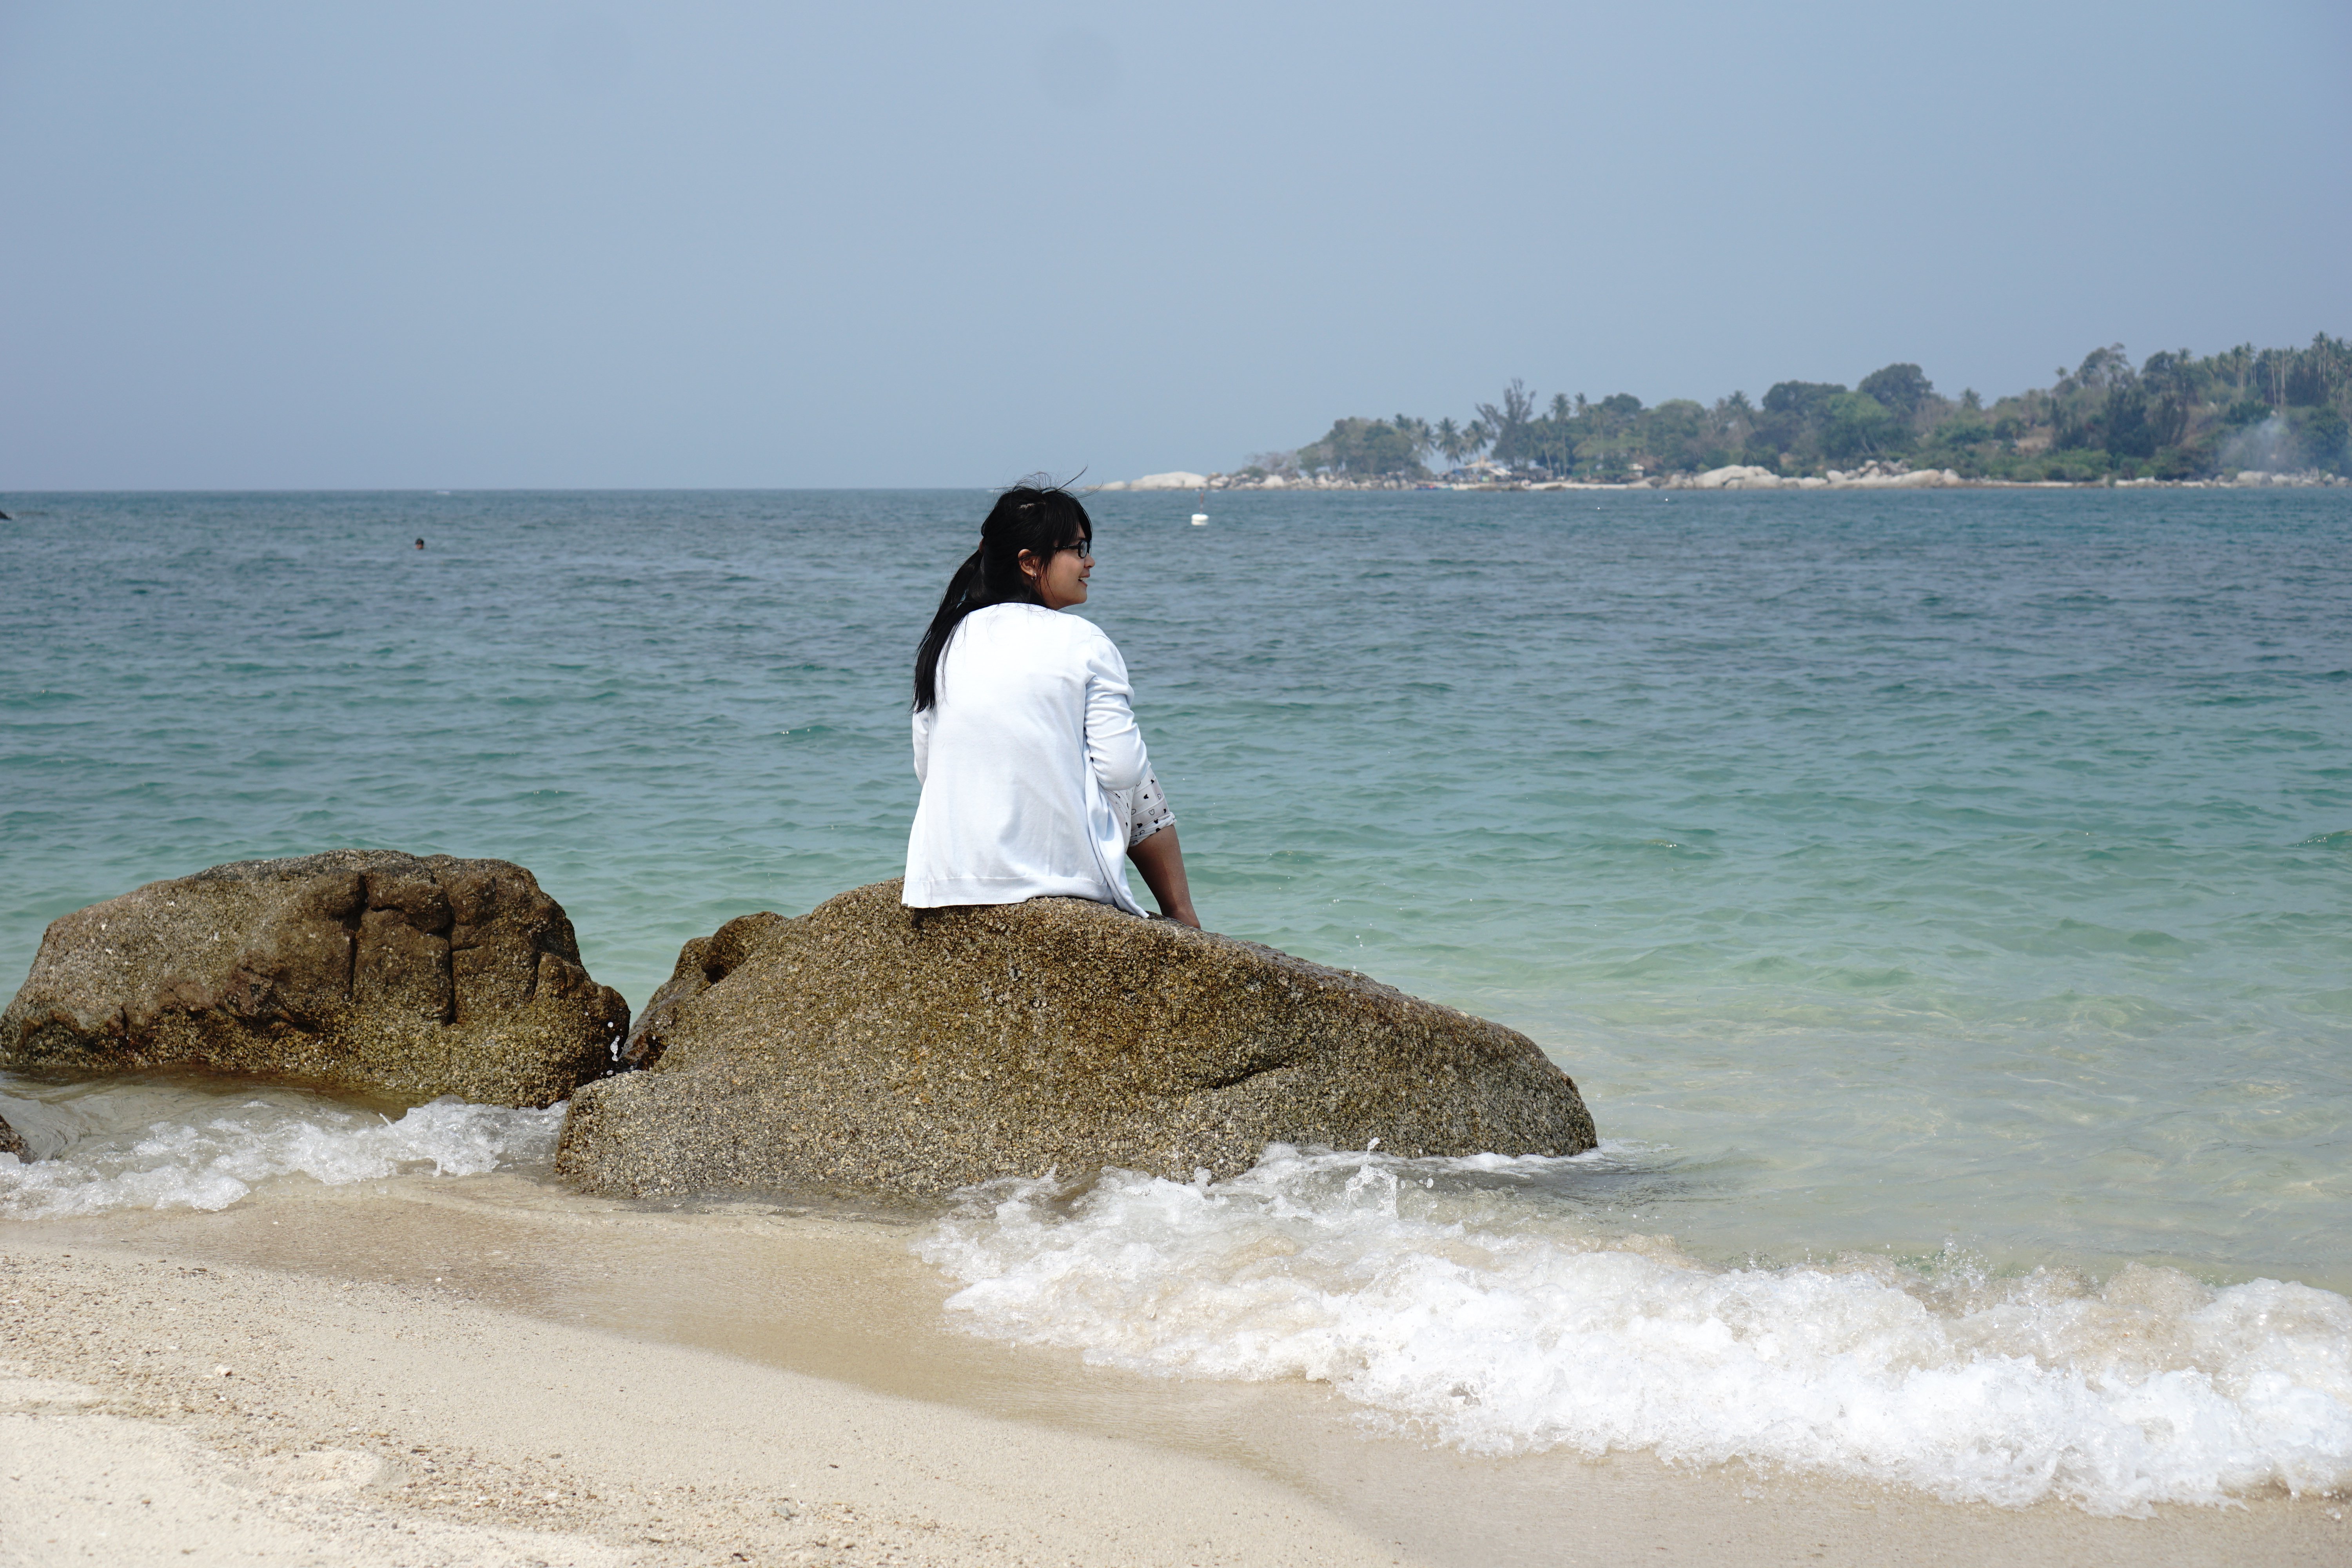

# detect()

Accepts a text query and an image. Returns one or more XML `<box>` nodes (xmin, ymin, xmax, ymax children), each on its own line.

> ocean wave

<box><xmin>916</xmin><ymin>1144</ymin><xmax>2352</xmax><ymax>1515</ymax></box>
<box><xmin>0</xmin><ymin>1083</ymin><xmax>565</xmax><ymax>1219</ymax></box>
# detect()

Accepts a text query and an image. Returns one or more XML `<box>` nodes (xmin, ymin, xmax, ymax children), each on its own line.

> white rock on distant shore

<box><xmin>2230</xmin><ymin>469</ymin><xmax>2340</xmax><ymax>486</ymax></box>
<box><xmin>1125</xmin><ymin>471</ymin><xmax>1210</xmax><ymax>491</ymax></box>
<box><xmin>1688</xmin><ymin>465</ymin><xmax>1786</xmax><ymax>490</ymax></box>
<box><xmin>1677</xmin><ymin>461</ymin><xmax>1962</xmax><ymax>491</ymax></box>
<box><xmin>1835</xmin><ymin>466</ymin><xmax>1961</xmax><ymax>488</ymax></box>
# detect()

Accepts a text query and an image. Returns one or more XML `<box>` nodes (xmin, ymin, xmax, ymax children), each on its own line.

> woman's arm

<box><xmin>1128</xmin><ymin>827</ymin><xmax>1200</xmax><ymax>928</ymax></box>
<box><xmin>1080</xmin><ymin>634</ymin><xmax>1149</xmax><ymax>793</ymax></box>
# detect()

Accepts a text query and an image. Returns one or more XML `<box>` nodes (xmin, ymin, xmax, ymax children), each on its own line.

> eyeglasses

<box><xmin>1060</xmin><ymin>537</ymin><xmax>1094</xmax><ymax>559</ymax></box>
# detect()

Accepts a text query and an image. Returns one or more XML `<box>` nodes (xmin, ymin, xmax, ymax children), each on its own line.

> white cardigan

<box><xmin>903</xmin><ymin>603</ymin><xmax>1150</xmax><ymax>915</ymax></box>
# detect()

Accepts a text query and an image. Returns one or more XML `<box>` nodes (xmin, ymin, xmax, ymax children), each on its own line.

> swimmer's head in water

<box><xmin>414</xmin><ymin>538</ymin><xmax>425</xmax><ymax>549</ymax></box>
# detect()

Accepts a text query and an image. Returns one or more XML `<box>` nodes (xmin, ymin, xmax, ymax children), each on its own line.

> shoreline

<box><xmin>1104</xmin><ymin>474</ymin><xmax>2351</xmax><ymax>494</ymax></box>
<box><xmin>6</xmin><ymin>1173</ymin><xmax>2348</xmax><ymax>1567</ymax></box>
<box><xmin>1098</xmin><ymin>464</ymin><xmax>2349</xmax><ymax>494</ymax></box>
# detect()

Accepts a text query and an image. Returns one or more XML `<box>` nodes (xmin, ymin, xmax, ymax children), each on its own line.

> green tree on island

<box><xmin>1292</xmin><ymin>417</ymin><xmax>1428</xmax><ymax>478</ymax></box>
<box><xmin>1273</xmin><ymin>334</ymin><xmax>2351</xmax><ymax>483</ymax></box>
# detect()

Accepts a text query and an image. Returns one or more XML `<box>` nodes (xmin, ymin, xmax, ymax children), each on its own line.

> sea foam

<box><xmin>0</xmin><ymin>1082</ymin><xmax>564</xmax><ymax>1219</ymax></box>
<box><xmin>916</xmin><ymin>1144</ymin><xmax>2352</xmax><ymax>1515</ymax></box>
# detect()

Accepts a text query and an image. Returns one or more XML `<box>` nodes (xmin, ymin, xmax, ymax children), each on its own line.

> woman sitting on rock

<box><xmin>903</xmin><ymin>481</ymin><xmax>1200</xmax><ymax>928</ymax></box>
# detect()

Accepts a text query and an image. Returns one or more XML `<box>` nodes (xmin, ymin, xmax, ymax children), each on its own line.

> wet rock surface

<box><xmin>0</xmin><ymin>1112</ymin><xmax>23</xmax><ymax>1160</ymax></box>
<box><xmin>556</xmin><ymin>880</ymin><xmax>1594</xmax><ymax>1198</ymax></box>
<box><xmin>0</xmin><ymin>851</ymin><xmax>628</xmax><ymax>1107</ymax></box>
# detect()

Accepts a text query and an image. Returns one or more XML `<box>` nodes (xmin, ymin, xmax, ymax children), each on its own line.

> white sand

<box><xmin>2</xmin><ymin>1241</ymin><xmax>1399</xmax><ymax>1567</ymax></box>
<box><xmin>3</xmin><ymin>1176</ymin><xmax>2347</xmax><ymax>1567</ymax></box>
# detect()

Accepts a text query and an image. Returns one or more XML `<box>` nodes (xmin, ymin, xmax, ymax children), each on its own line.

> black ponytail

<box><xmin>913</xmin><ymin>482</ymin><xmax>1093</xmax><ymax>711</ymax></box>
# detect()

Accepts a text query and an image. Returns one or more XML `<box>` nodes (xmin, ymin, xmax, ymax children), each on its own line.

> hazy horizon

<box><xmin>4</xmin><ymin>0</ymin><xmax>2347</xmax><ymax>490</ymax></box>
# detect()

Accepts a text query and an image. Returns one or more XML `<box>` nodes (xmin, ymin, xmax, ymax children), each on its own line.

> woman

<box><xmin>903</xmin><ymin>482</ymin><xmax>1200</xmax><ymax>927</ymax></box>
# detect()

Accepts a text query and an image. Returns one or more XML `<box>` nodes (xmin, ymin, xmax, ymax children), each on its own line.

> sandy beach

<box><xmin>3</xmin><ymin>1182</ymin><xmax>1397</xmax><ymax>1568</ymax></box>
<box><xmin>4</xmin><ymin>1172</ymin><xmax>2345</xmax><ymax>1568</ymax></box>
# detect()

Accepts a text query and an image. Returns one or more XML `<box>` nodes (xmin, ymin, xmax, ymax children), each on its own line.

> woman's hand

<box><xmin>1128</xmin><ymin>827</ymin><xmax>1201</xmax><ymax>929</ymax></box>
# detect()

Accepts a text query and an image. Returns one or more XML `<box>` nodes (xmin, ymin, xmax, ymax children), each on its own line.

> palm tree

<box><xmin>1548</xmin><ymin>393</ymin><xmax>1575</xmax><ymax>474</ymax></box>
<box><xmin>1435</xmin><ymin>417</ymin><xmax>1466</xmax><ymax>470</ymax></box>
<box><xmin>1393</xmin><ymin>414</ymin><xmax>1435</xmax><ymax>467</ymax></box>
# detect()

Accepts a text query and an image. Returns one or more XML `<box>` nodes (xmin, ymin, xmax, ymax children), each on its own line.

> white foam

<box><xmin>0</xmin><ymin>1085</ymin><xmax>565</xmax><ymax>1219</ymax></box>
<box><xmin>916</xmin><ymin>1144</ymin><xmax>2352</xmax><ymax>1515</ymax></box>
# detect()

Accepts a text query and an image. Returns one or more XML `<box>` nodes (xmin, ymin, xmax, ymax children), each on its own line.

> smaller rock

<box><xmin>1</xmin><ymin>851</ymin><xmax>629</xmax><ymax>1107</ymax></box>
<box><xmin>0</xmin><ymin>1112</ymin><xmax>24</xmax><ymax>1160</ymax></box>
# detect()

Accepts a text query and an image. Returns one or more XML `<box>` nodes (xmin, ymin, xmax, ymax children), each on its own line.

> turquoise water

<box><xmin>4</xmin><ymin>488</ymin><xmax>2349</xmax><ymax>1290</ymax></box>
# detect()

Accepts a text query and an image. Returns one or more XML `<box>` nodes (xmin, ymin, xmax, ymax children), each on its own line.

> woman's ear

<box><xmin>1016</xmin><ymin>549</ymin><xmax>1043</xmax><ymax>584</ymax></box>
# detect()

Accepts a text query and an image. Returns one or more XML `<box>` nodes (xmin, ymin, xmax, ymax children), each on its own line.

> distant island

<box><xmin>1100</xmin><ymin>336</ymin><xmax>2351</xmax><ymax>492</ymax></box>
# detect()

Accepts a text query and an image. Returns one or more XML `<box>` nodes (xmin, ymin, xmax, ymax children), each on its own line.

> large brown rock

<box><xmin>555</xmin><ymin>880</ymin><xmax>1594</xmax><ymax>1198</ymax></box>
<box><xmin>1</xmin><ymin>852</ymin><xmax>628</xmax><ymax>1107</ymax></box>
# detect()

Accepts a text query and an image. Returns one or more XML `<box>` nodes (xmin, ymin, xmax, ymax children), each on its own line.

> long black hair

<box><xmin>912</xmin><ymin>482</ymin><xmax>1094</xmax><ymax>711</ymax></box>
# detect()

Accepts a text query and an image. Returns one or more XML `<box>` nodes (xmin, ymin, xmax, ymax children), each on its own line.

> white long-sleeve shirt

<box><xmin>903</xmin><ymin>603</ymin><xmax>1150</xmax><ymax>915</ymax></box>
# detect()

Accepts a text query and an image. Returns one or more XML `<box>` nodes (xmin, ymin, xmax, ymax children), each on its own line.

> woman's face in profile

<box><xmin>1022</xmin><ymin>535</ymin><xmax>1093</xmax><ymax>610</ymax></box>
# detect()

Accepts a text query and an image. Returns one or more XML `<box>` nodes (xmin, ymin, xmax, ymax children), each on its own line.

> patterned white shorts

<box><xmin>1112</xmin><ymin>768</ymin><xmax>1177</xmax><ymax>848</ymax></box>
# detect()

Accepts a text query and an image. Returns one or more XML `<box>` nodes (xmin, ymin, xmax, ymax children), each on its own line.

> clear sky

<box><xmin>3</xmin><ymin>0</ymin><xmax>2346</xmax><ymax>489</ymax></box>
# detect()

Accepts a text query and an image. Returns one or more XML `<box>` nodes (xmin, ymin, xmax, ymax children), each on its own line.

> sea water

<box><xmin>3</xmin><ymin>487</ymin><xmax>2348</xmax><ymax>1511</ymax></box>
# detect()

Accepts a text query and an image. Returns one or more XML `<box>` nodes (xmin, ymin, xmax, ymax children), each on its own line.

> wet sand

<box><xmin>4</xmin><ymin>1173</ymin><xmax>2346</xmax><ymax>1567</ymax></box>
